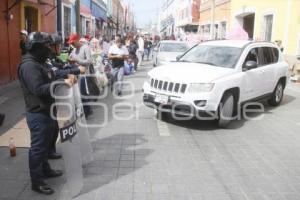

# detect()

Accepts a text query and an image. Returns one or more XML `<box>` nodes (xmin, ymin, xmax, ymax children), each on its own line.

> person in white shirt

<box><xmin>137</xmin><ymin>35</ymin><xmax>144</xmax><ymax>67</ymax></box>
<box><xmin>108</xmin><ymin>38</ymin><xmax>129</xmax><ymax>96</ymax></box>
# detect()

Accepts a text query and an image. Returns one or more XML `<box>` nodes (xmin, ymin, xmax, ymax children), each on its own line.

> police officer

<box><xmin>47</xmin><ymin>34</ymin><xmax>85</xmax><ymax>159</ymax></box>
<box><xmin>18</xmin><ymin>32</ymin><xmax>75</xmax><ymax>195</ymax></box>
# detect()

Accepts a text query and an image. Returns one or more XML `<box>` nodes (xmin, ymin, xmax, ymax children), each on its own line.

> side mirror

<box><xmin>243</xmin><ymin>61</ymin><xmax>258</xmax><ymax>71</ymax></box>
<box><xmin>176</xmin><ymin>55</ymin><xmax>182</xmax><ymax>61</ymax></box>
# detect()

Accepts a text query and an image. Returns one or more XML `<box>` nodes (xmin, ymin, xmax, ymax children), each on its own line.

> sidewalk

<box><xmin>0</xmin><ymin>81</ymin><xmax>26</xmax><ymax>137</ymax></box>
<box><xmin>0</xmin><ymin>63</ymin><xmax>152</xmax><ymax>200</ymax></box>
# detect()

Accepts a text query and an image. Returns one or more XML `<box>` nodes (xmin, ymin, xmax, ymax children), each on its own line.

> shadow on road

<box><xmin>157</xmin><ymin>94</ymin><xmax>297</xmax><ymax>131</ymax></box>
<box><xmin>75</xmin><ymin>133</ymin><xmax>153</xmax><ymax>198</ymax></box>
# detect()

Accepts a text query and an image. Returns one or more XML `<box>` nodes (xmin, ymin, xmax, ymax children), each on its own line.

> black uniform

<box><xmin>46</xmin><ymin>53</ymin><xmax>80</xmax><ymax>79</ymax></box>
<box><xmin>18</xmin><ymin>53</ymin><xmax>56</xmax><ymax>185</ymax></box>
<box><xmin>18</xmin><ymin>31</ymin><xmax>63</xmax><ymax>195</ymax></box>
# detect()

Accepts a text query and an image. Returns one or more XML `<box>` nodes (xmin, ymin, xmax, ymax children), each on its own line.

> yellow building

<box><xmin>199</xmin><ymin>0</ymin><xmax>231</xmax><ymax>40</ymax></box>
<box><xmin>230</xmin><ymin>0</ymin><xmax>300</xmax><ymax>55</ymax></box>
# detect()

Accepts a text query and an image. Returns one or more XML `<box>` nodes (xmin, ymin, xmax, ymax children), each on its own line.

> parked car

<box><xmin>143</xmin><ymin>40</ymin><xmax>288</xmax><ymax>128</ymax></box>
<box><xmin>152</xmin><ymin>40</ymin><xmax>190</xmax><ymax>67</ymax></box>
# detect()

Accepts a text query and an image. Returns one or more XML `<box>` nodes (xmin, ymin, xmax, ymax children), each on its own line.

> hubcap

<box><xmin>275</xmin><ymin>84</ymin><xmax>283</xmax><ymax>102</ymax></box>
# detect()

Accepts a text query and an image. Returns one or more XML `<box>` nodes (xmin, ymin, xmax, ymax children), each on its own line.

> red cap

<box><xmin>68</xmin><ymin>33</ymin><xmax>80</xmax><ymax>44</ymax></box>
<box><xmin>84</xmin><ymin>34</ymin><xmax>91</xmax><ymax>41</ymax></box>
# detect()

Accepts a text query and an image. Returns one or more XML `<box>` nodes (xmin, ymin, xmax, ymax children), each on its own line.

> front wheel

<box><xmin>156</xmin><ymin>110</ymin><xmax>169</xmax><ymax>121</ymax></box>
<box><xmin>268</xmin><ymin>81</ymin><xmax>284</xmax><ymax>106</ymax></box>
<box><xmin>217</xmin><ymin>93</ymin><xmax>235</xmax><ymax>128</ymax></box>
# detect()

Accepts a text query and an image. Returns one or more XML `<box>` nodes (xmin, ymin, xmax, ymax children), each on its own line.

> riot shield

<box><xmin>73</xmin><ymin>84</ymin><xmax>94</xmax><ymax>165</ymax></box>
<box><xmin>54</xmin><ymin>84</ymin><xmax>83</xmax><ymax>198</ymax></box>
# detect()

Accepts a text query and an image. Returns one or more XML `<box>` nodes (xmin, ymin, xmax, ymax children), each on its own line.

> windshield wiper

<box><xmin>196</xmin><ymin>61</ymin><xmax>216</xmax><ymax>66</ymax></box>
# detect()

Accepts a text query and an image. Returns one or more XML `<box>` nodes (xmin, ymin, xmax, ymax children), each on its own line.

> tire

<box><xmin>156</xmin><ymin>110</ymin><xmax>169</xmax><ymax>121</ymax></box>
<box><xmin>268</xmin><ymin>81</ymin><xmax>284</xmax><ymax>106</ymax></box>
<box><xmin>217</xmin><ymin>93</ymin><xmax>235</xmax><ymax>128</ymax></box>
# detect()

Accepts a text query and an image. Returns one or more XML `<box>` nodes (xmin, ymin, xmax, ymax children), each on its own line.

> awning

<box><xmin>80</xmin><ymin>4</ymin><xmax>92</xmax><ymax>18</ymax></box>
<box><xmin>91</xmin><ymin>2</ymin><xmax>107</xmax><ymax>21</ymax></box>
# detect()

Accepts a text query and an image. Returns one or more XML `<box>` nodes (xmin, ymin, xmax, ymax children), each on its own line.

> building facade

<box><xmin>175</xmin><ymin>0</ymin><xmax>200</xmax><ymax>34</ymax></box>
<box><xmin>199</xmin><ymin>0</ymin><xmax>231</xmax><ymax>40</ymax></box>
<box><xmin>0</xmin><ymin>0</ymin><xmax>56</xmax><ymax>85</ymax></box>
<box><xmin>230</xmin><ymin>0</ymin><xmax>300</xmax><ymax>55</ymax></box>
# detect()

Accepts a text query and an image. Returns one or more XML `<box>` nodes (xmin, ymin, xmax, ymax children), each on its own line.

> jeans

<box><xmin>112</xmin><ymin>67</ymin><xmax>124</xmax><ymax>93</ymax></box>
<box><xmin>49</xmin><ymin>121</ymin><xmax>59</xmax><ymax>154</ymax></box>
<box><xmin>137</xmin><ymin>51</ymin><xmax>144</xmax><ymax>66</ymax></box>
<box><xmin>79</xmin><ymin>76</ymin><xmax>92</xmax><ymax>116</ymax></box>
<box><xmin>26</xmin><ymin>112</ymin><xmax>55</xmax><ymax>184</ymax></box>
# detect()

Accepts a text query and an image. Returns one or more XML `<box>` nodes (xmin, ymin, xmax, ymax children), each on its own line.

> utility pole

<box><xmin>57</xmin><ymin>0</ymin><xmax>62</xmax><ymax>35</ymax></box>
<box><xmin>116</xmin><ymin>2</ymin><xmax>119</xmax><ymax>34</ymax></box>
<box><xmin>124</xmin><ymin>6</ymin><xmax>127</xmax><ymax>33</ymax></box>
<box><xmin>210</xmin><ymin>0</ymin><xmax>215</xmax><ymax>40</ymax></box>
<box><xmin>75</xmin><ymin>0</ymin><xmax>81</xmax><ymax>35</ymax></box>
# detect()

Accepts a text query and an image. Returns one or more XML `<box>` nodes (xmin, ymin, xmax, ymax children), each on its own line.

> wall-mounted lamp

<box><xmin>5</xmin><ymin>13</ymin><xmax>14</xmax><ymax>21</ymax></box>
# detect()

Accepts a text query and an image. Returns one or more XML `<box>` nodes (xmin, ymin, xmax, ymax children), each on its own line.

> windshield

<box><xmin>160</xmin><ymin>43</ymin><xmax>189</xmax><ymax>52</ymax></box>
<box><xmin>179</xmin><ymin>45</ymin><xmax>242</xmax><ymax>68</ymax></box>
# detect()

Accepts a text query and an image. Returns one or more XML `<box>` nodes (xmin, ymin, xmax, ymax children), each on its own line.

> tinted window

<box><xmin>244</xmin><ymin>48</ymin><xmax>259</xmax><ymax>66</ymax></box>
<box><xmin>271</xmin><ymin>47</ymin><xmax>279</xmax><ymax>62</ymax></box>
<box><xmin>261</xmin><ymin>47</ymin><xmax>275</xmax><ymax>65</ymax></box>
<box><xmin>179</xmin><ymin>45</ymin><xmax>242</xmax><ymax>68</ymax></box>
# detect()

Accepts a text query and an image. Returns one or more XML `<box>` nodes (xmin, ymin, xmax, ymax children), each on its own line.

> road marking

<box><xmin>156</xmin><ymin>119</ymin><xmax>170</xmax><ymax>136</ymax></box>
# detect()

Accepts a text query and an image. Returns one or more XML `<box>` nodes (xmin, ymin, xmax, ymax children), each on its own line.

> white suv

<box><xmin>143</xmin><ymin>40</ymin><xmax>288</xmax><ymax>127</ymax></box>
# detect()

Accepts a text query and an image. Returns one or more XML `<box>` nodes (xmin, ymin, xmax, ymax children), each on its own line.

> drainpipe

<box><xmin>75</xmin><ymin>0</ymin><xmax>81</xmax><ymax>34</ymax></box>
<box><xmin>57</xmin><ymin>0</ymin><xmax>62</xmax><ymax>35</ymax></box>
<box><xmin>5</xmin><ymin>0</ymin><xmax>12</xmax><ymax>81</ymax></box>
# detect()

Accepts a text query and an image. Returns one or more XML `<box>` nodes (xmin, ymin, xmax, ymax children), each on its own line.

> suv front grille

<box><xmin>150</xmin><ymin>78</ymin><xmax>187</xmax><ymax>94</ymax></box>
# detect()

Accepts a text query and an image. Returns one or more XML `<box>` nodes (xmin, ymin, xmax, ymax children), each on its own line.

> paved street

<box><xmin>1</xmin><ymin>61</ymin><xmax>300</xmax><ymax>200</ymax></box>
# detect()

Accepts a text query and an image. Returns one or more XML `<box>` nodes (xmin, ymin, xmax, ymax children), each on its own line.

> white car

<box><xmin>152</xmin><ymin>41</ymin><xmax>190</xmax><ymax>67</ymax></box>
<box><xmin>143</xmin><ymin>40</ymin><xmax>288</xmax><ymax>127</ymax></box>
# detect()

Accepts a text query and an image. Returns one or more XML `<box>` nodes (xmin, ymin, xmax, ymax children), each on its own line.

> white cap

<box><xmin>20</xmin><ymin>30</ymin><xmax>28</xmax><ymax>36</ymax></box>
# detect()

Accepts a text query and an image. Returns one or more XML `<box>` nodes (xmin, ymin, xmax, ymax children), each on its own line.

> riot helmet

<box><xmin>26</xmin><ymin>32</ymin><xmax>51</xmax><ymax>50</ymax></box>
<box><xmin>50</xmin><ymin>34</ymin><xmax>63</xmax><ymax>46</ymax></box>
<box><xmin>26</xmin><ymin>32</ymin><xmax>52</xmax><ymax>63</ymax></box>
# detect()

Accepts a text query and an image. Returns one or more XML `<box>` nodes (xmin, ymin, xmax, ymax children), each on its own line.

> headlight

<box><xmin>188</xmin><ymin>83</ymin><xmax>215</xmax><ymax>93</ymax></box>
<box><xmin>146</xmin><ymin>74</ymin><xmax>151</xmax><ymax>84</ymax></box>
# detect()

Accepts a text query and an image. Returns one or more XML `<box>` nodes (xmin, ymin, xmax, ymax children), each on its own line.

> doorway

<box><xmin>24</xmin><ymin>6</ymin><xmax>38</xmax><ymax>33</ymax></box>
<box><xmin>243</xmin><ymin>14</ymin><xmax>255</xmax><ymax>39</ymax></box>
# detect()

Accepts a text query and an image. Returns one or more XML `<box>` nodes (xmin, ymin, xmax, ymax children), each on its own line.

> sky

<box><xmin>122</xmin><ymin>0</ymin><xmax>162</xmax><ymax>28</ymax></box>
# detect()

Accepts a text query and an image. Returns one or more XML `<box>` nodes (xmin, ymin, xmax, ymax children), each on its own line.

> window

<box><xmin>271</xmin><ymin>48</ymin><xmax>279</xmax><ymax>62</ymax></box>
<box><xmin>244</xmin><ymin>48</ymin><xmax>259</xmax><ymax>66</ymax></box>
<box><xmin>261</xmin><ymin>47</ymin><xmax>278</xmax><ymax>65</ymax></box>
<box><xmin>179</xmin><ymin>45</ymin><xmax>242</xmax><ymax>68</ymax></box>
<box><xmin>220</xmin><ymin>22</ymin><xmax>227</xmax><ymax>39</ymax></box>
<box><xmin>80</xmin><ymin>16</ymin><xmax>86</xmax><ymax>36</ymax></box>
<box><xmin>63</xmin><ymin>6</ymin><xmax>71</xmax><ymax>40</ymax></box>
<box><xmin>214</xmin><ymin>24</ymin><xmax>218</xmax><ymax>39</ymax></box>
<box><xmin>263</xmin><ymin>15</ymin><xmax>273</xmax><ymax>41</ymax></box>
<box><xmin>160</xmin><ymin>43</ymin><xmax>189</xmax><ymax>52</ymax></box>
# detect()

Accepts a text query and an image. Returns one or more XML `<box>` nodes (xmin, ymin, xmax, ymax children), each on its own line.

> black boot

<box><xmin>44</xmin><ymin>169</ymin><xmax>63</xmax><ymax>178</ymax></box>
<box><xmin>48</xmin><ymin>152</ymin><xmax>62</xmax><ymax>159</ymax></box>
<box><xmin>31</xmin><ymin>182</ymin><xmax>54</xmax><ymax>195</ymax></box>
